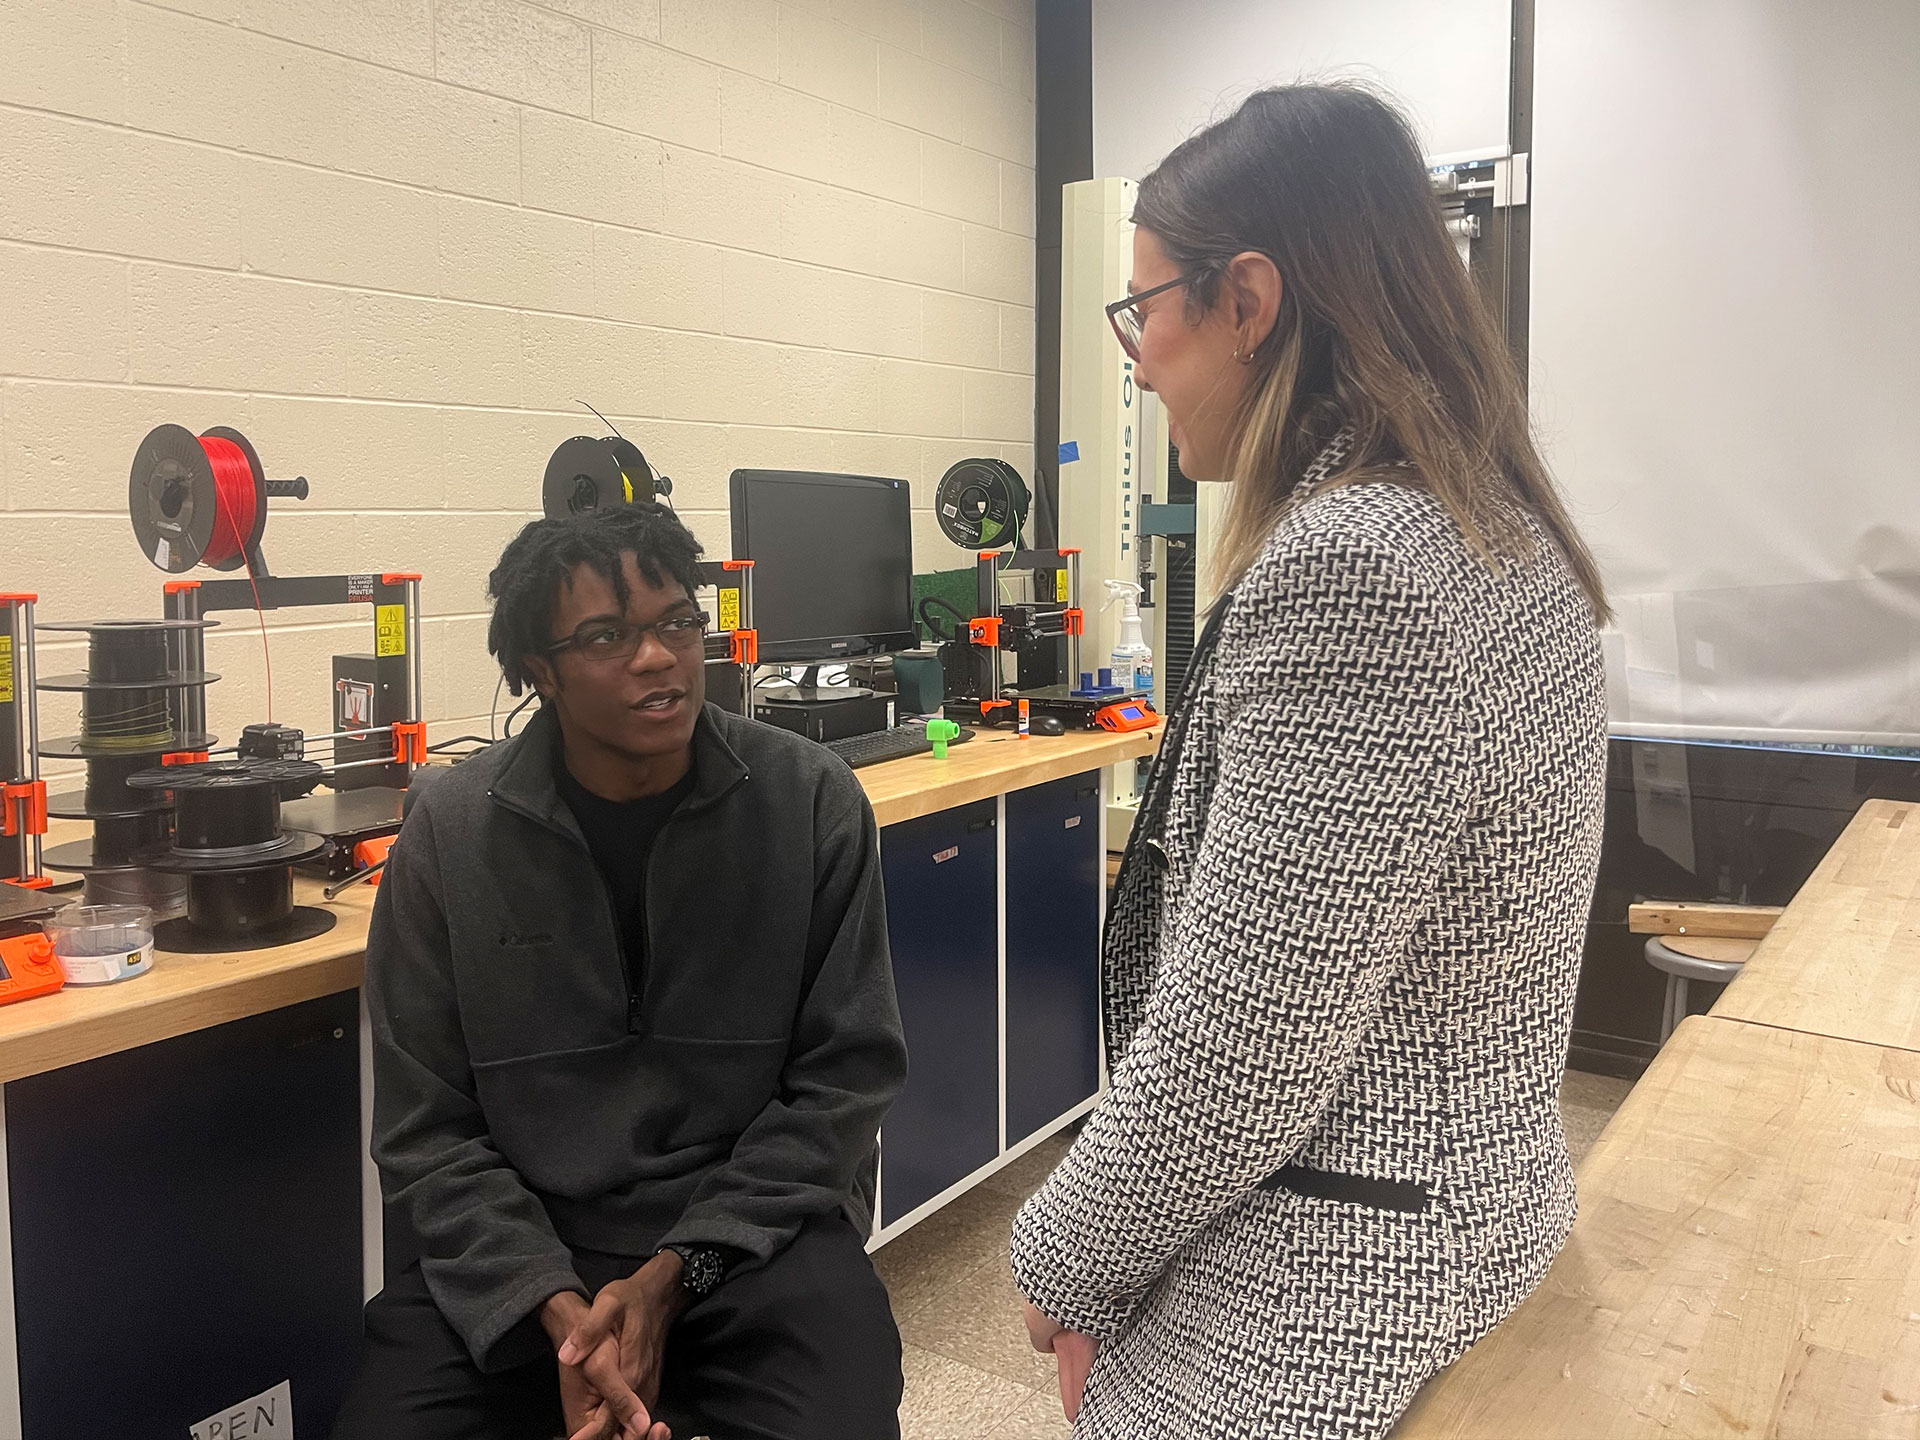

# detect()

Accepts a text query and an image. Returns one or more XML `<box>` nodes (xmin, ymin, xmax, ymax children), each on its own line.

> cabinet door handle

<box><xmin>966</xmin><ymin>816</ymin><xmax>996</xmax><ymax>834</ymax></box>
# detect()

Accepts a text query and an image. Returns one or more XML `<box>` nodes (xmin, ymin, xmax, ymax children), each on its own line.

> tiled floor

<box><xmin>878</xmin><ymin>1065</ymin><xmax>1637</xmax><ymax>1439</ymax></box>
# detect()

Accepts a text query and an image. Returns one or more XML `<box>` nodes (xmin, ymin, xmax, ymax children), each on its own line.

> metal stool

<box><xmin>1643</xmin><ymin>934</ymin><xmax>1755</xmax><ymax>1041</ymax></box>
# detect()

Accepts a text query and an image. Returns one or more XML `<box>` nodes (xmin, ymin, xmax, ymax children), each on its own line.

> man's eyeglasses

<box><xmin>546</xmin><ymin>612</ymin><xmax>710</xmax><ymax>663</ymax></box>
<box><xmin>1105</xmin><ymin>269</ymin><xmax>1203</xmax><ymax>361</ymax></box>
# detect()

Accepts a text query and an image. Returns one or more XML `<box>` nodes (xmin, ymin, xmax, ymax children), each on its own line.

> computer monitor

<box><xmin>729</xmin><ymin>470</ymin><xmax>916</xmax><ymax>664</ymax></box>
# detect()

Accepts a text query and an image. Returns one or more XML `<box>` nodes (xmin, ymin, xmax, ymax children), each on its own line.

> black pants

<box><xmin>330</xmin><ymin>1214</ymin><xmax>903</xmax><ymax>1440</ymax></box>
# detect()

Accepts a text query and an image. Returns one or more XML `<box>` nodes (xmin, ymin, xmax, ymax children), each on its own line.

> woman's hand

<box><xmin>1024</xmin><ymin>1300</ymin><xmax>1100</xmax><ymax>1423</ymax></box>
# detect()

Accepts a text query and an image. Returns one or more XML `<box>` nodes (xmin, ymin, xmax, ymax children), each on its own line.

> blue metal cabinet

<box><xmin>1004</xmin><ymin>771</ymin><xmax>1103</xmax><ymax>1146</ymax></box>
<box><xmin>879</xmin><ymin>798</ymin><xmax>1000</xmax><ymax>1226</ymax></box>
<box><xmin>7</xmin><ymin>991</ymin><xmax>364</xmax><ymax>1437</ymax></box>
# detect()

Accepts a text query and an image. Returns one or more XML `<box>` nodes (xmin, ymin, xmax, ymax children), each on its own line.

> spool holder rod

<box><xmin>975</xmin><ymin>551</ymin><xmax>1002</xmax><ymax>704</ymax></box>
<box><xmin>1066</xmin><ymin>549</ymin><xmax>1083</xmax><ymax>689</ymax></box>
<box><xmin>3</xmin><ymin>597</ymin><xmax>43</xmax><ymax>882</ymax></box>
<box><xmin>21</xmin><ymin>598</ymin><xmax>40</xmax><ymax>880</ymax></box>
<box><xmin>736</xmin><ymin>562</ymin><xmax>755</xmax><ymax>718</ymax></box>
<box><xmin>405</xmin><ymin>577</ymin><xmax>424</xmax><ymax>729</ymax></box>
<box><xmin>708</xmin><ymin>559</ymin><xmax>757</xmax><ymax>718</ymax></box>
<box><xmin>163</xmin><ymin>584</ymin><xmax>208</xmax><ymax>749</ymax></box>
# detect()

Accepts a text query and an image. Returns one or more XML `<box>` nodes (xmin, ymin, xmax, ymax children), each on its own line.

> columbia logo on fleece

<box><xmin>498</xmin><ymin>931</ymin><xmax>553</xmax><ymax>948</ymax></box>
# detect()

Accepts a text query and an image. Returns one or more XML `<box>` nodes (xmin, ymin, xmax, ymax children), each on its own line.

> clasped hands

<box><xmin>540</xmin><ymin>1251</ymin><xmax>690</xmax><ymax>1440</ymax></box>
<box><xmin>1023</xmin><ymin>1300</ymin><xmax>1098</xmax><ymax>1424</ymax></box>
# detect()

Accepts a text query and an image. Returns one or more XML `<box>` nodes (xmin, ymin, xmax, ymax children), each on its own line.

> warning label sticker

<box><xmin>717</xmin><ymin>588</ymin><xmax>741</xmax><ymax>633</ymax></box>
<box><xmin>375</xmin><ymin>604</ymin><xmax>406</xmax><ymax>657</ymax></box>
<box><xmin>0</xmin><ymin>636</ymin><xmax>12</xmax><ymax>704</ymax></box>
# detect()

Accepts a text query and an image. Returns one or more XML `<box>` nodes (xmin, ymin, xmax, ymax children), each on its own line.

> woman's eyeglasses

<box><xmin>546</xmin><ymin>612</ymin><xmax>710</xmax><ymax>663</ymax></box>
<box><xmin>1105</xmin><ymin>270</ymin><xmax>1203</xmax><ymax>361</ymax></box>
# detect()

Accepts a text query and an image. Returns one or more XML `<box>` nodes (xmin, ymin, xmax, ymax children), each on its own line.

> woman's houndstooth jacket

<box><xmin>1009</xmin><ymin>437</ymin><xmax>1609</xmax><ymax>1439</ymax></box>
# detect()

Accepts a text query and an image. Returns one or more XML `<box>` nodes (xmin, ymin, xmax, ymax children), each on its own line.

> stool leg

<box><xmin>1674</xmin><ymin>975</ymin><xmax>1690</xmax><ymax>1029</ymax></box>
<box><xmin>1660</xmin><ymin>973</ymin><xmax>1679</xmax><ymax>1043</ymax></box>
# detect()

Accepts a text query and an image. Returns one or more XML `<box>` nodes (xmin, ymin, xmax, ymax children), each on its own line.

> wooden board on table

<box><xmin>1391</xmin><ymin>1015</ymin><xmax>1920</xmax><ymax>1439</ymax></box>
<box><xmin>1714</xmin><ymin>798</ymin><xmax>1920</xmax><ymax>1053</ymax></box>
<box><xmin>857</xmin><ymin>723</ymin><xmax>1160</xmax><ymax>829</ymax></box>
<box><xmin>1629</xmin><ymin>901</ymin><xmax>1784</xmax><ymax>938</ymax></box>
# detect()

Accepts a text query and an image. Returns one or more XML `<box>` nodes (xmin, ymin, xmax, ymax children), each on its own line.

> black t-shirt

<box><xmin>554</xmin><ymin>750</ymin><xmax>697</xmax><ymax>998</ymax></box>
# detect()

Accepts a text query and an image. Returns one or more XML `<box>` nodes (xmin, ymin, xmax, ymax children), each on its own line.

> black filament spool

<box><xmin>93</xmin><ymin>811</ymin><xmax>171</xmax><ymax>867</ymax></box>
<box><xmin>88</xmin><ymin>623</ymin><xmax>169</xmax><ymax>683</ymax></box>
<box><xmin>36</xmin><ymin>618</ymin><xmax>219</xmax><ymax>683</ymax></box>
<box><xmin>127</xmin><ymin>760</ymin><xmax>327</xmax><ymax>870</ymax></box>
<box><xmin>175</xmin><ymin>771</ymin><xmax>279</xmax><ymax>853</ymax></box>
<box><xmin>157</xmin><ymin>872</ymin><xmax>338</xmax><ymax>953</ymax></box>
<box><xmin>542</xmin><ymin>435</ymin><xmax>659</xmax><ymax>520</ymax></box>
<box><xmin>191</xmin><ymin>867</ymin><xmax>293</xmax><ymax>932</ymax></box>
<box><xmin>36</xmin><ymin>618</ymin><xmax>221</xmax><ymax>768</ymax></box>
<box><xmin>78</xmin><ymin>685</ymin><xmax>173</xmax><ymax>748</ymax></box>
<box><xmin>86</xmin><ymin>751</ymin><xmax>171</xmax><ymax>815</ymax></box>
<box><xmin>128</xmin><ymin>759</ymin><xmax>335</xmax><ymax>951</ymax></box>
<box><xmin>41</xmin><ymin>751</ymin><xmax>172</xmax><ymax>820</ymax></box>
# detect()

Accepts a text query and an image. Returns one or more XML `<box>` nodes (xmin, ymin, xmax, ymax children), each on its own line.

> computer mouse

<box><xmin>1031</xmin><ymin>713</ymin><xmax>1067</xmax><ymax>736</ymax></box>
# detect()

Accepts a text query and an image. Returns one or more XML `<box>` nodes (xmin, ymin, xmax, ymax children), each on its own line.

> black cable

<box><xmin>918</xmin><ymin>595</ymin><xmax>968</xmax><ymax>644</ymax></box>
<box><xmin>503</xmin><ymin>692</ymin><xmax>537</xmax><ymax>738</ymax></box>
<box><xmin>427</xmin><ymin>736</ymin><xmax>494</xmax><ymax>753</ymax></box>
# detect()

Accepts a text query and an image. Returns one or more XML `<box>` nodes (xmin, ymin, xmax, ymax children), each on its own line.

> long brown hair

<box><xmin>1134</xmin><ymin>83</ymin><xmax>1610</xmax><ymax>623</ymax></box>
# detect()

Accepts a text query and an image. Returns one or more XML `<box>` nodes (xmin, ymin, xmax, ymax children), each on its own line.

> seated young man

<box><xmin>334</xmin><ymin>505</ymin><xmax>908</xmax><ymax>1440</ymax></box>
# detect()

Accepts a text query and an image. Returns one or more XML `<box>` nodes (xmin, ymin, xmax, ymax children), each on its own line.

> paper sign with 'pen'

<box><xmin>192</xmin><ymin>1379</ymin><xmax>293</xmax><ymax>1440</ymax></box>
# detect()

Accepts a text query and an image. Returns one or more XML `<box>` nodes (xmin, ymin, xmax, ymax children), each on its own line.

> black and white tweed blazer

<box><xmin>1010</xmin><ymin>437</ymin><xmax>1608</xmax><ymax>1438</ymax></box>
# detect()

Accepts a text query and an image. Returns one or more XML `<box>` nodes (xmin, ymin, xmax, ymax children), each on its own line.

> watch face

<box><xmin>677</xmin><ymin>1246</ymin><xmax>726</xmax><ymax>1297</ymax></box>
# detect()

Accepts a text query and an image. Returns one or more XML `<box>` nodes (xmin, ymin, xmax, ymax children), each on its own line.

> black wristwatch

<box><xmin>661</xmin><ymin>1244</ymin><xmax>727</xmax><ymax>1299</ymax></box>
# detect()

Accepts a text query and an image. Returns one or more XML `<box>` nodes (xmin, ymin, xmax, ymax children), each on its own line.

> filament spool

<box><xmin>35</xmin><ymin>619</ymin><xmax>219</xmax><ymax>763</ymax></box>
<box><xmin>130</xmin><ymin>424</ymin><xmax>269</xmax><ymax>573</ymax></box>
<box><xmin>127</xmin><ymin>759</ymin><xmax>334</xmax><ymax>952</ymax></box>
<box><xmin>935</xmin><ymin>458</ymin><xmax>1030</xmax><ymax>550</ymax></box>
<box><xmin>35</xmin><ymin>618</ymin><xmax>220</xmax><ymax>919</ymax></box>
<box><xmin>542</xmin><ymin>435</ymin><xmax>663</xmax><ymax>521</ymax></box>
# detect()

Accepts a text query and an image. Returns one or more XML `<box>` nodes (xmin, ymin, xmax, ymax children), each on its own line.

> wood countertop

<box><xmin>1391</xmin><ymin>1015</ymin><xmax>1920</xmax><ymax>1439</ymax></box>
<box><xmin>1714</xmin><ymin>797</ymin><xmax>1920</xmax><ymax>1053</ymax></box>
<box><xmin>859</xmin><ymin>723</ymin><xmax>1159</xmax><ymax>828</ymax></box>
<box><xmin>1394</xmin><ymin>794</ymin><xmax>1920</xmax><ymax>1436</ymax></box>
<box><xmin>0</xmin><ymin>722</ymin><xmax>1160</xmax><ymax>1082</ymax></box>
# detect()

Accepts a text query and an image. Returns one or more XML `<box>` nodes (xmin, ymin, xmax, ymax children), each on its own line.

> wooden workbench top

<box><xmin>1714</xmin><ymin>797</ymin><xmax>1920</xmax><ymax>1053</ymax></box>
<box><xmin>860</xmin><ymin>723</ymin><xmax>1159</xmax><ymax>828</ymax></box>
<box><xmin>0</xmin><ymin>722</ymin><xmax>1159</xmax><ymax>1082</ymax></box>
<box><xmin>1392</xmin><ymin>1014</ymin><xmax>1920</xmax><ymax>1439</ymax></box>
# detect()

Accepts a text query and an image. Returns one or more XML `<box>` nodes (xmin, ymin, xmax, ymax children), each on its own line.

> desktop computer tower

<box><xmin>752</xmin><ymin>689</ymin><xmax>895</xmax><ymax>743</ymax></box>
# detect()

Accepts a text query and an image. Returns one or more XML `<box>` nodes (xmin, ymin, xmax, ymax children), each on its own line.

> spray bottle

<box><xmin>1102</xmin><ymin>579</ymin><xmax>1154</xmax><ymax>696</ymax></box>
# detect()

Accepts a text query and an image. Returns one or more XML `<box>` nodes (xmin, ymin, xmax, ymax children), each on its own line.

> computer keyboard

<box><xmin>823</xmin><ymin>723</ymin><xmax>974</xmax><ymax>769</ymax></box>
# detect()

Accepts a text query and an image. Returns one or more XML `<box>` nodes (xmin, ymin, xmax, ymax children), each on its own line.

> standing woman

<box><xmin>1010</xmin><ymin>84</ymin><xmax>1610</xmax><ymax>1439</ymax></box>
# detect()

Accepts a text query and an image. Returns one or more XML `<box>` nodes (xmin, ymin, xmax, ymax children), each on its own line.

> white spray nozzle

<box><xmin>1101</xmin><ymin>578</ymin><xmax>1143</xmax><ymax>611</ymax></box>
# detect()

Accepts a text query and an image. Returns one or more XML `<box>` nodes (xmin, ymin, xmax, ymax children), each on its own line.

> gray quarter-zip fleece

<box><xmin>365</xmin><ymin>701</ymin><xmax>906</xmax><ymax>1370</ymax></box>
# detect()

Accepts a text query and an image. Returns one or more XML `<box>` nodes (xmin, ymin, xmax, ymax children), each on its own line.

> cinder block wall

<box><xmin>0</xmin><ymin>0</ymin><xmax>1036</xmax><ymax>760</ymax></box>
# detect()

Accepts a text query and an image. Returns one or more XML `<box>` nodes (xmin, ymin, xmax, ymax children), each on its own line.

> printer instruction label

<box><xmin>375</xmin><ymin>604</ymin><xmax>407</xmax><ymax>657</ymax></box>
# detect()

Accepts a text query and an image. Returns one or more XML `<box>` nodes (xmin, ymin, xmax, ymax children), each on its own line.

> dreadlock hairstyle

<box><xmin>487</xmin><ymin>504</ymin><xmax>705</xmax><ymax>695</ymax></box>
